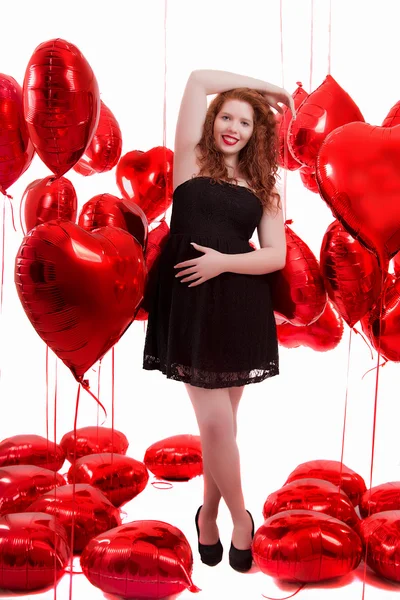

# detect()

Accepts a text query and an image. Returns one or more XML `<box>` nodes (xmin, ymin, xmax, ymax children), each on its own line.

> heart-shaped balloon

<box><xmin>276</xmin><ymin>300</ymin><xmax>343</xmax><ymax>351</ymax></box>
<box><xmin>144</xmin><ymin>434</ymin><xmax>203</xmax><ymax>481</ymax></box>
<box><xmin>78</xmin><ymin>193</ymin><xmax>148</xmax><ymax>250</ymax></box>
<box><xmin>275</xmin><ymin>83</ymin><xmax>308</xmax><ymax>171</ymax></box>
<box><xmin>288</xmin><ymin>74</ymin><xmax>364</xmax><ymax>167</ymax></box>
<box><xmin>67</xmin><ymin>453</ymin><xmax>149</xmax><ymax>507</ymax></box>
<box><xmin>320</xmin><ymin>220</ymin><xmax>384</xmax><ymax>327</ymax></box>
<box><xmin>0</xmin><ymin>512</ymin><xmax>70</xmax><ymax>591</ymax></box>
<box><xmin>23</xmin><ymin>38</ymin><xmax>100</xmax><ymax>177</ymax></box>
<box><xmin>359</xmin><ymin>481</ymin><xmax>400</xmax><ymax>518</ymax></box>
<box><xmin>285</xmin><ymin>459</ymin><xmax>366</xmax><ymax>506</ymax></box>
<box><xmin>0</xmin><ymin>465</ymin><xmax>65</xmax><ymax>515</ymax></box>
<box><xmin>263</xmin><ymin>478</ymin><xmax>360</xmax><ymax>530</ymax></box>
<box><xmin>382</xmin><ymin>100</ymin><xmax>400</xmax><ymax>127</ymax></box>
<box><xmin>0</xmin><ymin>73</ymin><xmax>35</xmax><ymax>195</ymax></box>
<box><xmin>20</xmin><ymin>175</ymin><xmax>77</xmax><ymax>233</ymax></box>
<box><xmin>316</xmin><ymin>122</ymin><xmax>400</xmax><ymax>267</ymax></box>
<box><xmin>27</xmin><ymin>483</ymin><xmax>122</xmax><ymax>553</ymax></box>
<box><xmin>74</xmin><ymin>100</ymin><xmax>122</xmax><ymax>175</ymax></box>
<box><xmin>80</xmin><ymin>520</ymin><xmax>200</xmax><ymax>598</ymax></box>
<box><xmin>361</xmin><ymin>275</ymin><xmax>400</xmax><ymax>362</ymax></box>
<box><xmin>253</xmin><ymin>509</ymin><xmax>362</xmax><ymax>582</ymax></box>
<box><xmin>0</xmin><ymin>434</ymin><xmax>65</xmax><ymax>471</ymax></box>
<box><xmin>116</xmin><ymin>146</ymin><xmax>174</xmax><ymax>224</ymax></box>
<box><xmin>15</xmin><ymin>221</ymin><xmax>146</xmax><ymax>382</ymax></box>
<box><xmin>60</xmin><ymin>426</ymin><xmax>129</xmax><ymax>463</ymax></box>
<box><xmin>270</xmin><ymin>223</ymin><xmax>327</xmax><ymax>325</ymax></box>
<box><xmin>359</xmin><ymin>511</ymin><xmax>400</xmax><ymax>582</ymax></box>
<box><xmin>135</xmin><ymin>220</ymin><xmax>170</xmax><ymax>320</ymax></box>
<box><xmin>299</xmin><ymin>166</ymin><xmax>319</xmax><ymax>193</ymax></box>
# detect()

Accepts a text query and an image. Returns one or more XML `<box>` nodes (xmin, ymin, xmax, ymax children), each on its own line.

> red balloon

<box><xmin>276</xmin><ymin>300</ymin><xmax>344</xmax><ymax>351</ymax></box>
<box><xmin>299</xmin><ymin>166</ymin><xmax>319</xmax><ymax>193</ymax></box>
<box><xmin>136</xmin><ymin>220</ymin><xmax>171</xmax><ymax>320</ymax></box>
<box><xmin>276</xmin><ymin>83</ymin><xmax>308</xmax><ymax>171</ymax></box>
<box><xmin>15</xmin><ymin>221</ymin><xmax>146</xmax><ymax>383</ymax></box>
<box><xmin>361</xmin><ymin>275</ymin><xmax>400</xmax><ymax>362</ymax></box>
<box><xmin>23</xmin><ymin>38</ymin><xmax>100</xmax><ymax>177</ymax></box>
<box><xmin>0</xmin><ymin>434</ymin><xmax>65</xmax><ymax>471</ymax></box>
<box><xmin>0</xmin><ymin>73</ymin><xmax>34</xmax><ymax>194</ymax></box>
<box><xmin>288</xmin><ymin>74</ymin><xmax>364</xmax><ymax>167</ymax></box>
<box><xmin>20</xmin><ymin>175</ymin><xmax>77</xmax><ymax>233</ymax></box>
<box><xmin>253</xmin><ymin>509</ymin><xmax>362</xmax><ymax>582</ymax></box>
<box><xmin>27</xmin><ymin>483</ymin><xmax>122</xmax><ymax>553</ymax></box>
<box><xmin>0</xmin><ymin>465</ymin><xmax>65</xmax><ymax>515</ymax></box>
<box><xmin>144</xmin><ymin>434</ymin><xmax>203</xmax><ymax>481</ymax></box>
<box><xmin>263</xmin><ymin>478</ymin><xmax>360</xmax><ymax>531</ymax></box>
<box><xmin>67</xmin><ymin>453</ymin><xmax>149</xmax><ymax>507</ymax></box>
<box><xmin>320</xmin><ymin>220</ymin><xmax>384</xmax><ymax>327</ymax></box>
<box><xmin>270</xmin><ymin>224</ymin><xmax>327</xmax><ymax>325</ymax></box>
<box><xmin>78</xmin><ymin>193</ymin><xmax>148</xmax><ymax>249</ymax></box>
<box><xmin>285</xmin><ymin>460</ymin><xmax>367</xmax><ymax>506</ymax></box>
<box><xmin>60</xmin><ymin>426</ymin><xmax>129</xmax><ymax>463</ymax></box>
<box><xmin>360</xmin><ymin>482</ymin><xmax>400</xmax><ymax>518</ymax></box>
<box><xmin>80</xmin><ymin>520</ymin><xmax>200</xmax><ymax>598</ymax></box>
<box><xmin>116</xmin><ymin>147</ymin><xmax>174</xmax><ymax>224</ymax></box>
<box><xmin>74</xmin><ymin>100</ymin><xmax>122</xmax><ymax>176</ymax></box>
<box><xmin>359</xmin><ymin>511</ymin><xmax>400</xmax><ymax>582</ymax></box>
<box><xmin>0</xmin><ymin>512</ymin><xmax>70</xmax><ymax>591</ymax></box>
<box><xmin>316</xmin><ymin>122</ymin><xmax>400</xmax><ymax>268</ymax></box>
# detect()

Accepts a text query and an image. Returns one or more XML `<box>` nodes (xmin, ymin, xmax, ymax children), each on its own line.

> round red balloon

<box><xmin>27</xmin><ymin>483</ymin><xmax>122</xmax><ymax>553</ymax></box>
<box><xmin>359</xmin><ymin>510</ymin><xmax>400</xmax><ymax>583</ymax></box>
<box><xmin>60</xmin><ymin>426</ymin><xmax>129</xmax><ymax>463</ymax></box>
<box><xmin>0</xmin><ymin>512</ymin><xmax>70</xmax><ymax>591</ymax></box>
<box><xmin>0</xmin><ymin>465</ymin><xmax>65</xmax><ymax>515</ymax></box>
<box><xmin>285</xmin><ymin>460</ymin><xmax>366</xmax><ymax>506</ymax></box>
<box><xmin>78</xmin><ymin>193</ymin><xmax>148</xmax><ymax>250</ymax></box>
<box><xmin>359</xmin><ymin>482</ymin><xmax>400</xmax><ymax>518</ymax></box>
<box><xmin>320</xmin><ymin>220</ymin><xmax>384</xmax><ymax>327</ymax></box>
<box><xmin>253</xmin><ymin>509</ymin><xmax>362</xmax><ymax>582</ymax></box>
<box><xmin>0</xmin><ymin>434</ymin><xmax>65</xmax><ymax>471</ymax></box>
<box><xmin>116</xmin><ymin>147</ymin><xmax>174</xmax><ymax>224</ymax></box>
<box><xmin>270</xmin><ymin>224</ymin><xmax>327</xmax><ymax>325</ymax></box>
<box><xmin>74</xmin><ymin>100</ymin><xmax>122</xmax><ymax>176</ymax></box>
<box><xmin>263</xmin><ymin>478</ymin><xmax>360</xmax><ymax>531</ymax></box>
<box><xmin>136</xmin><ymin>220</ymin><xmax>170</xmax><ymax>320</ymax></box>
<box><xmin>288</xmin><ymin>74</ymin><xmax>364</xmax><ymax>168</ymax></box>
<box><xmin>144</xmin><ymin>434</ymin><xmax>203</xmax><ymax>481</ymax></box>
<box><xmin>80</xmin><ymin>520</ymin><xmax>200</xmax><ymax>598</ymax></box>
<box><xmin>15</xmin><ymin>221</ymin><xmax>146</xmax><ymax>383</ymax></box>
<box><xmin>0</xmin><ymin>73</ymin><xmax>34</xmax><ymax>194</ymax></box>
<box><xmin>316</xmin><ymin>122</ymin><xmax>400</xmax><ymax>268</ymax></box>
<box><xmin>67</xmin><ymin>453</ymin><xmax>149</xmax><ymax>507</ymax></box>
<box><xmin>20</xmin><ymin>175</ymin><xmax>77</xmax><ymax>233</ymax></box>
<box><xmin>23</xmin><ymin>38</ymin><xmax>100</xmax><ymax>177</ymax></box>
<box><xmin>276</xmin><ymin>300</ymin><xmax>343</xmax><ymax>351</ymax></box>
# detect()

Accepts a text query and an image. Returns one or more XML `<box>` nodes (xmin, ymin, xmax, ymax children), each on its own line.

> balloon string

<box><xmin>278</xmin><ymin>0</ymin><xmax>288</xmax><ymax>220</ymax></box>
<box><xmin>361</xmin><ymin>268</ymin><xmax>385</xmax><ymax>600</ymax></box>
<box><xmin>46</xmin><ymin>346</ymin><xmax>49</xmax><ymax>466</ymax></box>
<box><xmin>111</xmin><ymin>347</ymin><xmax>115</xmax><ymax>469</ymax></box>
<box><xmin>338</xmin><ymin>327</ymin><xmax>352</xmax><ymax>503</ymax></box>
<box><xmin>161</xmin><ymin>0</ymin><xmax>168</xmax><ymax>222</ymax></box>
<box><xmin>352</xmin><ymin>326</ymin><xmax>373</xmax><ymax>360</ymax></box>
<box><xmin>327</xmin><ymin>0</ymin><xmax>332</xmax><ymax>75</ymax></box>
<box><xmin>53</xmin><ymin>357</ymin><xmax>59</xmax><ymax>600</ymax></box>
<box><xmin>69</xmin><ymin>383</ymin><xmax>81</xmax><ymax>600</ymax></box>
<box><xmin>361</xmin><ymin>360</ymin><xmax>387</xmax><ymax>380</ymax></box>
<box><xmin>309</xmin><ymin>0</ymin><xmax>314</xmax><ymax>92</ymax></box>
<box><xmin>262</xmin><ymin>583</ymin><xmax>306</xmax><ymax>600</ymax></box>
<box><xmin>79</xmin><ymin>379</ymin><xmax>107</xmax><ymax>422</ymax></box>
<box><xmin>5</xmin><ymin>195</ymin><xmax>16</xmax><ymax>233</ymax></box>
<box><xmin>151</xmin><ymin>480</ymin><xmax>173</xmax><ymax>490</ymax></box>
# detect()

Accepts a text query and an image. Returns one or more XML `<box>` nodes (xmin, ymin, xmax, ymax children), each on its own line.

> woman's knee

<box><xmin>184</xmin><ymin>384</ymin><xmax>233</xmax><ymax>435</ymax></box>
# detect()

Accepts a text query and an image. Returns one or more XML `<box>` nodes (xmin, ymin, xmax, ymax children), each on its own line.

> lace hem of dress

<box><xmin>143</xmin><ymin>355</ymin><xmax>279</xmax><ymax>389</ymax></box>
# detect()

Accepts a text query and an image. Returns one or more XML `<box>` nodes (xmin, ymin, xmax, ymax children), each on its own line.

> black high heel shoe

<box><xmin>229</xmin><ymin>510</ymin><xmax>255</xmax><ymax>572</ymax></box>
<box><xmin>195</xmin><ymin>505</ymin><xmax>223</xmax><ymax>566</ymax></box>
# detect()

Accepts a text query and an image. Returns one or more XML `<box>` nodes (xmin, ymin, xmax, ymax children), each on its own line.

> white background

<box><xmin>0</xmin><ymin>0</ymin><xmax>400</xmax><ymax>598</ymax></box>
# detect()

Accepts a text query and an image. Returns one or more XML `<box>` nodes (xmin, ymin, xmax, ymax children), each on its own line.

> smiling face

<box><xmin>213</xmin><ymin>99</ymin><xmax>254</xmax><ymax>156</ymax></box>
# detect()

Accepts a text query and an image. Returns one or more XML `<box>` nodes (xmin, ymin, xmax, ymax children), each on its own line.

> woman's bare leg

<box><xmin>185</xmin><ymin>383</ymin><xmax>252</xmax><ymax>549</ymax></box>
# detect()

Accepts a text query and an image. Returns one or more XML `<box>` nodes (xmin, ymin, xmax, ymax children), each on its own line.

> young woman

<box><xmin>143</xmin><ymin>69</ymin><xmax>294</xmax><ymax>572</ymax></box>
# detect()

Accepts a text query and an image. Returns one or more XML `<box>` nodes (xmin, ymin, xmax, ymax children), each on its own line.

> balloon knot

<box><xmin>296</xmin><ymin>81</ymin><xmax>303</xmax><ymax>87</ymax></box>
<box><xmin>285</xmin><ymin>219</ymin><xmax>293</xmax><ymax>225</ymax></box>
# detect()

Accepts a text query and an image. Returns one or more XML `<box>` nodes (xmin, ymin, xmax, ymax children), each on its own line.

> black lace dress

<box><xmin>142</xmin><ymin>176</ymin><xmax>279</xmax><ymax>389</ymax></box>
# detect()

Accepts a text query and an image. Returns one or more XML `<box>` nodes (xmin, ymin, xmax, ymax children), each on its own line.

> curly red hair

<box><xmin>195</xmin><ymin>88</ymin><xmax>281</xmax><ymax>212</ymax></box>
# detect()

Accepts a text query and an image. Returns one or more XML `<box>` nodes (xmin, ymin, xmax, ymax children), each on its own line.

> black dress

<box><xmin>142</xmin><ymin>176</ymin><xmax>279</xmax><ymax>389</ymax></box>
